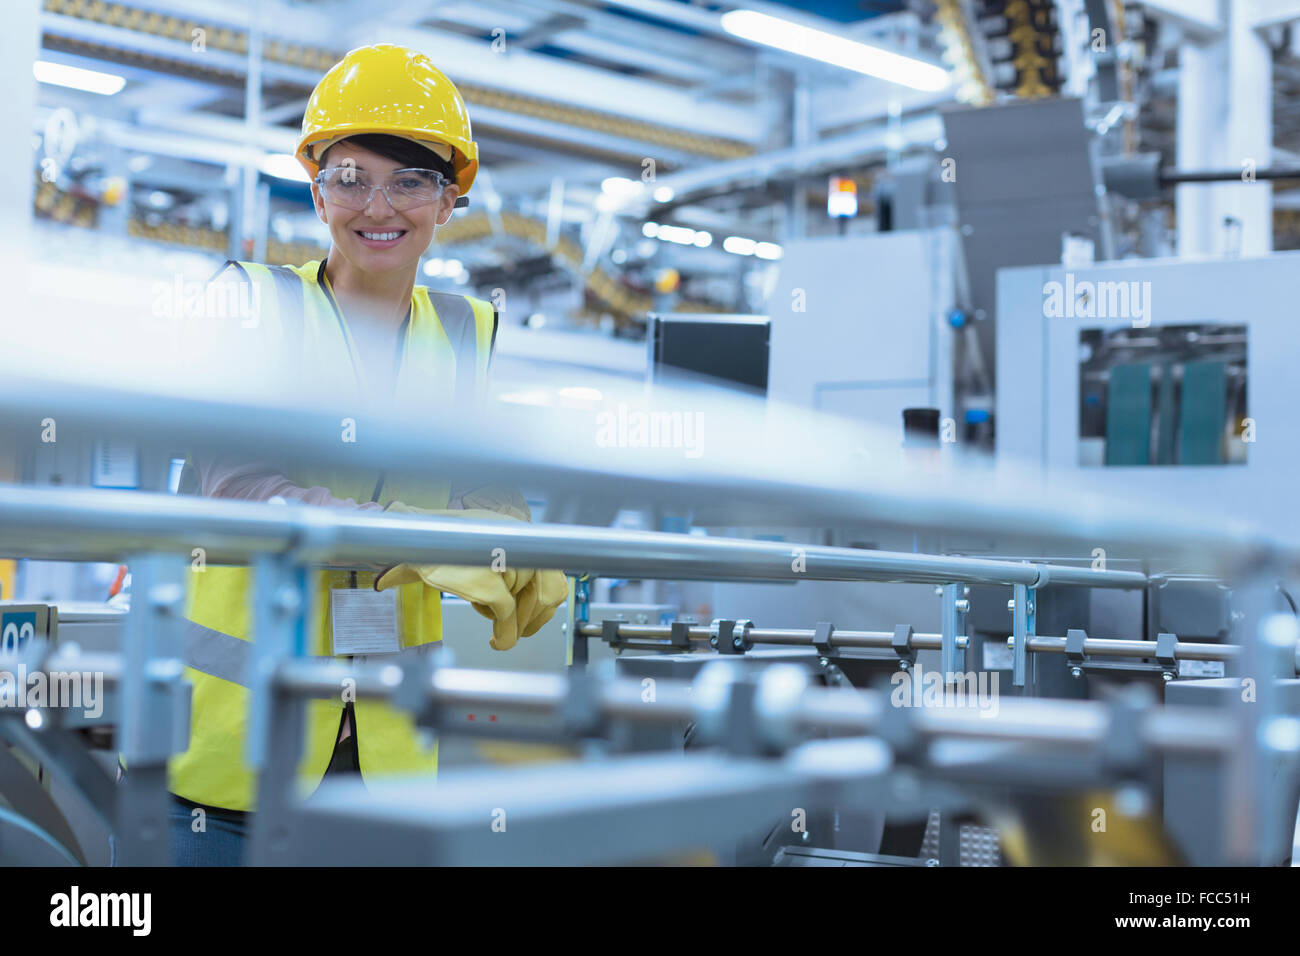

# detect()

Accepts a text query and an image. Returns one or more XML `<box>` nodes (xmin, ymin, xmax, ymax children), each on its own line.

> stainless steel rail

<box><xmin>580</xmin><ymin>621</ymin><xmax>946</xmax><ymax>649</ymax></box>
<box><xmin>0</xmin><ymin>485</ymin><xmax>1151</xmax><ymax>588</ymax></box>
<box><xmin>5</xmin><ymin>645</ymin><xmax>1240</xmax><ymax>757</ymax></box>
<box><xmin>1025</xmin><ymin>634</ymin><xmax>1239</xmax><ymax>662</ymax></box>
<box><xmin>0</xmin><ymin>371</ymin><xmax>1292</xmax><ymax>567</ymax></box>
<box><xmin>264</xmin><ymin>657</ymin><xmax>1242</xmax><ymax>755</ymax></box>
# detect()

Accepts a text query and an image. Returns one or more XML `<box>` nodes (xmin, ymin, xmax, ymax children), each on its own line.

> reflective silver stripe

<box><xmin>428</xmin><ymin>291</ymin><xmax>476</xmax><ymax>363</ymax></box>
<box><xmin>428</xmin><ymin>292</ymin><xmax>480</xmax><ymax>405</ymax></box>
<box><xmin>182</xmin><ymin>619</ymin><xmax>257</xmax><ymax>687</ymax></box>
<box><xmin>180</xmin><ymin>619</ymin><xmax>435</xmax><ymax>688</ymax></box>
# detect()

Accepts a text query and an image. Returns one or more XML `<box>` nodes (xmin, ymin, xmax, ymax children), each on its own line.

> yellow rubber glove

<box><xmin>457</xmin><ymin>484</ymin><xmax>532</xmax><ymax>522</ymax></box>
<box><xmin>374</xmin><ymin>561</ymin><xmax>516</xmax><ymax>622</ymax></box>
<box><xmin>514</xmin><ymin>569</ymin><xmax>569</xmax><ymax>637</ymax></box>
<box><xmin>376</xmin><ymin>501</ymin><xmax>562</xmax><ymax>650</ymax></box>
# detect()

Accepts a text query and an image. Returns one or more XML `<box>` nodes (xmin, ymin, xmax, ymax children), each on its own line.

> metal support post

<box><xmin>115</xmin><ymin>552</ymin><xmax>189</xmax><ymax>866</ymax></box>
<box><xmin>246</xmin><ymin>551</ymin><xmax>313</xmax><ymax>866</ymax></box>
<box><xmin>568</xmin><ymin>574</ymin><xmax>591</xmax><ymax>670</ymax></box>
<box><xmin>1222</xmin><ymin>563</ymin><xmax>1300</xmax><ymax>865</ymax></box>
<box><xmin>941</xmin><ymin>583</ymin><xmax>969</xmax><ymax>682</ymax></box>
<box><xmin>1011</xmin><ymin>584</ymin><xmax>1036</xmax><ymax>690</ymax></box>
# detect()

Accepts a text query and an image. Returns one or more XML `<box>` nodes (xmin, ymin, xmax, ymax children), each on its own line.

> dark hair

<box><xmin>320</xmin><ymin>133</ymin><xmax>457</xmax><ymax>185</ymax></box>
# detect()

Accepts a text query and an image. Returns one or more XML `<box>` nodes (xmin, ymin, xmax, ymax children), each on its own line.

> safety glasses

<box><xmin>314</xmin><ymin>166</ymin><xmax>453</xmax><ymax>211</ymax></box>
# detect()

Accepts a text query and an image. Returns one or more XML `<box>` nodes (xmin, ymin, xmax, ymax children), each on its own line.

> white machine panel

<box><xmin>996</xmin><ymin>252</ymin><xmax>1300</xmax><ymax>538</ymax></box>
<box><xmin>769</xmin><ymin>229</ymin><xmax>955</xmax><ymax>425</ymax></box>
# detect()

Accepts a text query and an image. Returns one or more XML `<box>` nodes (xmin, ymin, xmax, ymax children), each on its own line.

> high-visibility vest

<box><xmin>168</xmin><ymin>259</ymin><xmax>497</xmax><ymax>811</ymax></box>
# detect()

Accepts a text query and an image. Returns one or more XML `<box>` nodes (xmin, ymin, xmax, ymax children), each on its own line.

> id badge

<box><xmin>330</xmin><ymin>588</ymin><xmax>401</xmax><ymax>656</ymax></box>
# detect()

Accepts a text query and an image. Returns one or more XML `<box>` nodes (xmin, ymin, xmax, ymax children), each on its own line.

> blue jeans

<box><xmin>166</xmin><ymin>719</ymin><xmax>359</xmax><ymax>865</ymax></box>
<box><xmin>170</xmin><ymin>797</ymin><xmax>248</xmax><ymax>866</ymax></box>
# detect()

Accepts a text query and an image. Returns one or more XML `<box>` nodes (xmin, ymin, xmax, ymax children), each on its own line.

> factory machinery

<box><xmin>1</xmin><ymin>467</ymin><xmax>1298</xmax><ymax>868</ymax></box>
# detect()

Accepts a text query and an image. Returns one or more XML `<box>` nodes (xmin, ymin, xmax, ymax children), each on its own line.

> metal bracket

<box><xmin>569</xmin><ymin>574</ymin><xmax>592</xmax><ymax>670</ymax></box>
<box><xmin>668</xmin><ymin>621</ymin><xmax>692</xmax><ymax>651</ymax></box>
<box><xmin>940</xmin><ymin>583</ymin><xmax>968</xmax><ymax>681</ymax></box>
<box><xmin>1064</xmin><ymin>628</ymin><xmax>1087</xmax><ymax>665</ymax></box>
<box><xmin>1155</xmin><ymin>632</ymin><xmax>1178</xmax><ymax>679</ymax></box>
<box><xmin>395</xmin><ymin>644</ymin><xmax>441</xmax><ymax>728</ymax></box>
<box><xmin>1064</xmin><ymin>628</ymin><xmax>1087</xmax><ymax>680</ymax></box>
<box><xmin>891</xmin><ymin>624</ymin><xmax>915</xmax><ymax>671</ymax></box>
<box><xmin>1011</xmin><ymin>584</ymin><xmax>1036</xmax><ymax>688</ymax></box>
<box><xmin>812</xmin><ymin>621</ymin><xmax>835</xmax><ymax>658</ymax></box>
<box><xmin>1100</xmin><ymin>686</ymin><xmax>1151</xmax><ymax>774</ymax></box>
<box><xmin>710</xmin><ymin>618</ymin><xmax>752</xmax><ymax>655</ymax></box>
<box><xmin>560</xmin><ymin>671</ymin><xmax>603</xmax><ymax>738</ymax></box>
<box><xmin>601</xmin><ymin>619</ymin><xmax>622</xmax><ymax>649</ymax></box>
<box><xmin>876</xmin><ymin>689</ymin><xmax>920</xmax><ymax>756</ymax></box>
<box><xmin>720</xmin><ymin>677</ymin><xmax>762</xmax><ymax>756</ymax></box>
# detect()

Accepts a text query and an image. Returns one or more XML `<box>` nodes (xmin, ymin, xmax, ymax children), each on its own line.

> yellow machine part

<box><xmin>989</xmin><ymin>789</ymin><xmax>1185</xmax><ymax>866</ymax></box>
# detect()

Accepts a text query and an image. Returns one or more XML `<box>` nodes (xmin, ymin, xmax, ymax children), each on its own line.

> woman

<box><xmin>166</xmin><ymin>43</ymin><xmax>561</xmax><ymax>866</ymax></box>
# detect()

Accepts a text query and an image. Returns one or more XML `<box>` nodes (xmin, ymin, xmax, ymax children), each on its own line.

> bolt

<box><xmin>1026</xmin><ymin>603</ymin><xmax>1035</xmax><ymax>615</ymax></box>
<box><xmin>709</xmin><ymin>636</ymin><xmax>718</xmax><ymax>647</ymax></box>
<box><xmin>1161</xmin><ymin>671</ymin><xmax>1174</xmax><ymax>682</ymax></box>
<box><xmin>1007</xmin><ymin>599</ymin><xmax>1015</xmax><ymax>613</ymax></box>
<box><xmin>801</xmin><ymin>830</ymin><xmax>810</xmax><ymax>842</ymax></box>
<box><xmin>1006</xmin><ymin>636</ymin><xmax>1015</xmax><ymax>648</ymax></box>
<box><xmin>149</xmin><ymin>582</ymin><xmax>184</xmax><ymax>615</ymax></box>
<box><xmin>956</xmin><ymin>636</ymin><xmax>969</xmax><ymax>649</ymax></box>
<box><xmin>899</xmin><ymin>659</ymin><xmax>911</xmax><ymax>672</ymax></box>
<box><xmin>819</xmin><ymin>656</ymin><xmax>830</xmax><ymax>667</ymax></box>
<box><xmin>732</xmin><ymin>637</ymin><xmax>744</xmax><ymax>650</ymax></box>
<box><xmin>1070</xmin><ymin>666</ymin><xmax>1082</xmax><ymax>679</ymax></box>
<box><xmin>274</xmin><ymin>585</ymin><xmax>301</xmax><ymax>615</ymax></box>
<box><xmin>955</xmin><ymin>598</ymin><xmax>970</xmax><ymax>613</ymax></box>
<box><xmin>924</xmin><ymin>857</ymin><xmax>940</xmax><ymax>867</ymax></box>
<box><xmin>1262</xmin><ymin>716</ymin><xmax>1300</xmax><ymax>754</ymax></box>
<box><xmin>891</xmin><ymin>770</ymin><xmax>920</xmax><ymax>801</ymax></box>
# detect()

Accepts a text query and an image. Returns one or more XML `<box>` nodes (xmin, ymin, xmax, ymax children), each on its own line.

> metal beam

<box><xmin>614</xmin><ymin>113</ymin><xmax>944</xmax><ymax>211</ymax></box>
<box><xmin>380</xmin><ymin>26</ymin><xmax>758</xmax><ymax>144</ymax></box>
<box><xmin>1247</xmin><ymin>0</ymin><xmax>1300</xmax><ymax>30</ymax></box>
<box><xmin>1135</xmin><ymin>0</ymin><xmax>1224</xmax><ymax>37</ymax></box>
<box><xmin>514</xmin><ymin>13</ymin><xmax>587</xmax><ymax>50</ymax></box>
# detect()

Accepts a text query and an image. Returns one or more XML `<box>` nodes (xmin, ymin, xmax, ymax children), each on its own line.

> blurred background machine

<box><xmin>997</xmin><ymin>252</ymin><xmax>1298</xmax><ymax>537</ymax></box>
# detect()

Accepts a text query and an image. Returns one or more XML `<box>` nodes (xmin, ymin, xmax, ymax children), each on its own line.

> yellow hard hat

<box><xmin>296</xmin><ymin>43</ymin><xmax>478</xmax><ymax>197</ymax></box>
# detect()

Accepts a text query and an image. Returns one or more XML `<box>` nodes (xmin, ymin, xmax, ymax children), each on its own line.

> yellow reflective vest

<box><xmin>168</xmin><ymin>259</ymin><xmax>497</xmax><ymax>811</ymax></box>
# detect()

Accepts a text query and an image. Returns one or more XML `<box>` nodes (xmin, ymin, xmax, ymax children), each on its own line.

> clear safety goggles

<box><xmin>314</xmin><ymin>166</ymin><xmax>453</xmax><ymax>211</ymax></box>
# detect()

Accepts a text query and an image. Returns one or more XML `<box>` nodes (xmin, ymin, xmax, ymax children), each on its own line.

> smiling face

<box><xmin>310</xmin><ymin>139</ymin><xmax>459</xmax><ymax>279</ymax></box>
